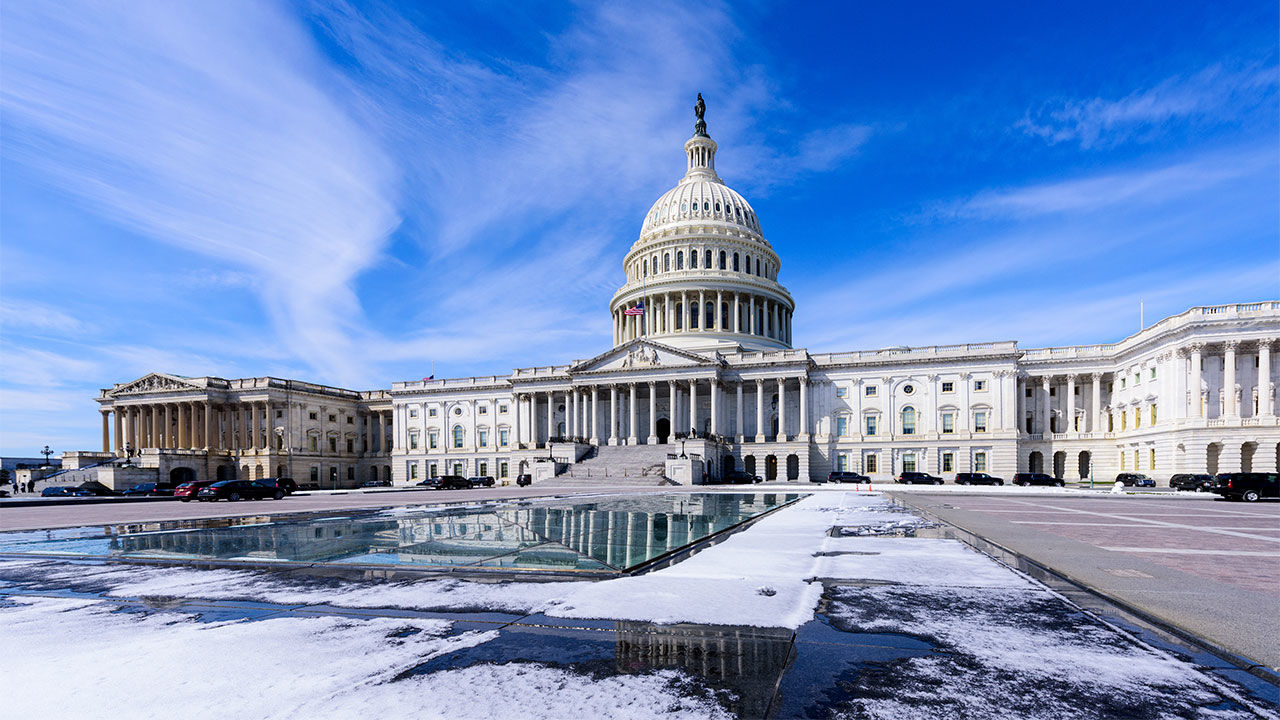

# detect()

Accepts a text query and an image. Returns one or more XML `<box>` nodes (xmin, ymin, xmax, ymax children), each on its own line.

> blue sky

<box><xmin>1</xmin><ymin>0</ymin><xmax>1277</xmax><ymax>455</ymax></box>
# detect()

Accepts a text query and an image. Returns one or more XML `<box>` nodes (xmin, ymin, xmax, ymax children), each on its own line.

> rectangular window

<box><xmin>865</xmin><ymin>385</ymin><xmax>878</xmax><ymax>397</ymax></box>
<box><xmin>329</xmin><ymin>414</ymin><xmax>336</xmax><ymax>422</ymax></box>
<box><xmin>835</xmin><ymin>386</ymin><xmax>848</xmax><ymax>398</ymax></box>
<box><xmin>410</xmin><ymin>463</ymin><xmax>418</xmax><ymax>480</ymax></box>
<box><xmin>1150</xmin><ymin>367</ymin><xmax>1156</xmax><ymax>380</ymax></box>
<box><xmin>499</xmin><ymin>404</ymin><xmax>508</xmax><ymax>414</ymax></box>
<box><xmin>865</xmin><ymin>415</ymin><xmax>878</xmax><ymax>436</ymax></box>
<box><xmin>1120</xmin><ymin>452</ymin><xmax>1125</xmax><ymax>470</ymax></box>
<box><xmin>903</xmin><ymin>453</ymin><xmax>917</xmax><ymax>473</ymax></box>
<box><xmin>1050</xmin><ymin>386</ymin><xmax>1056</xmax><ymax>396</ymax></box>
<box><xmin>310</xmin><ymin>467</ymin><xmax>319</xmax><ymax>483</ymax></box>
<box><xmin>974</xmin><ymin>380</ymin><xmax>986</xmax><ymax>392</ymax></box>
<box><xmin>409</xmin><ymin>433</ymin><xmax>419</xmax><ymax>450</ymax></box>
<box><xmin>500</xmin><ymin>461</ymin><xmax>509</xmax><ymax>478</ymax></box>
<box><xmin>1108</xmin><ymin>413</ymin><xmax>1114</xmax><ymax>432</ymax></box>
<box><xmin>309</xmin><ymin>436</ymin><xmax>318</xmax><ymax>452</ymax></box>
<box><xmin>479</xmin><ymin>429</ymin><xmax>489</xmax><ymax>447</ymax></box>
<box><xmin>1120</xmin><ymin>413</ymin><xmax>1127</xmax><ymax>431</ymax></box>
<box><xmin>346</xmin><ymin>438</ymin><xmax>353</xmax><ymax>453</ymax></box>
<box><xmin>865</xmin><ymin>454</ymin><xmax>878</xmax><ymax>474</ymax></box>
<box><xmin>942</xmin><ymin>413</ymin><xmax>954</xmax><ymax>434</ymax></box>
<box><xmin>974</xmin><ymin>411</ymin><xmax>988</xmax><ymax>433</ymax></box>
<box><xmin>1120</xmin><ymin>377</ymin><xmax>1126</xmax><ymax>389</ymax></box>
<box><xmin>479</xmin><ymin>406</ymin><xmax>488</xmax><ymax>415</ymax></box>
<box><xmin>309</xmin><ymin>412</ymin><xmax>318</xmax><ymax>420</ymax></box>
<box><xmin>328</xmin><ymin>437</ymin><xmax>337</xmax><ymax>453</ymax></box>
<box><xmin>1134</xmin><ymin>408</ymin><xmax>1141</xmax><ymax>429</ymax></box>
<box><xmin>329</xmin><ymin>467</ymin><xmax>338</xmax><ymax>485</ymax></box>
<box><xmin>1025</xmin><ymin>388</ymin><xmax>1032</xmax><ymax>398</ymax></box>
<box><xmin>428</xmin><ymin>407</ymin><xmax>437</xmax><ymax>417</ymax></box>
<box><xmin>1134</xmin><ymin>449</ymin><xmax>1140</xmax><ymax>470</ymax></box>
<box><xmin>1150</xmin><ymin>405</ymin><xmax>1157</xmax><ymax>425</ymax></box>
<box><xmin>836</xmin><ymin>416</ymin><xmax>848</xmax><ymax>437</ymax></box>
<box><xmin>409</xmin><ymin>408</ymin><xmax>418</xmax><ymax>418</ymax></box>
<box><xmin>347</xmin><ymin>416</ymin><xmax>354</xmax><ymax>424</ymax></box>
<box><xmin>1149</xmin><ymin>449</ymin><xmax>1156</xmax><ymax>470</ymax></box>
<box><xmin>1133</xmin><ymin>374</ymin><xmax>1140</xmax><ymax>386</ymax></box>
<box><xmin>499</xmin><ymin>429</ymin><xmax>509</xmax><ymax>447</ymax></box>
<box><xmin>347</xmin><ymin>466</ymin><xmax>354</xmax><ymax>481</ymax></box>
<box><xmin>941</xmin><ymin>381</ymin><xmax>954</xmax><ymax>393</ymax></box>
<box><xmin>974</xmin><ymin>452</ymin><xmax>987</xmax><ymax>472</ymax></box>
<box><xmin>429</xmin><ymin>463</ymin><xmax>438</xmax><ymax>478</ymax></box>
<box><xmin>428</xmin><ymin>432</ymin><xmax>438</xmax><ymax>449</ymax></box>
<box><xmin>479</xmin><ymin>461</ymin><xmax>487</xmax><ymax>476</ymax></box>
<box><xmin>275</xmin><ymin>410</ymin><xmax>283</xmax><ymax>418</ymax></box>
<box><xmin>941</xmin><ymin>452</ymin><xmax>954</xmax><ymax>472</ymax></box>
<box><xmin>836</xmin><ymin>453</ymin><xmax>849</xmax><ymax>472</ymax></box>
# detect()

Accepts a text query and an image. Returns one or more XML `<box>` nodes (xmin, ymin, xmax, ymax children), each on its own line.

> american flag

<box><xmin>624</xmin><ymin>301</ymin><xmax>645</xmax><ymax>316</ymax></box>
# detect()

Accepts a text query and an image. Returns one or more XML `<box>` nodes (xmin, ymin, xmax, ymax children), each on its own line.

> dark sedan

<box><xmin>1012</xmin><ymin>473</ymin><xmax>1064</xmax><ymax>487</ymax></box>
<box><xmin>123</xmin><ymin>483</ymin><xmax>174</xmax><ymax>496</ymax></box>
<box><xmin>825</xmin><ymin>471</ymin><xmax>870</xmax><ymax>484</ymax></box>
<box><xmin>896</xmin><ymin>472</ymin><xmax>944</xmax><ymax>485</ymax></box>
<box><xmin>1115</xmin><ymin>473</ymin><xmax>1156</xmax><ymax>488</ymax></box>
<box><xmin>468</xmin><ymin>476</ymin><xmax>496</xmax><ymax>488</ymax></box>
<box><xmin>418</xmin><ymin>475</ymin><xmax>470</xmax><ymax>490</ymax></box>
<box><xmin>1170</xmin><ymin>473</ymin><xmax>1215</xmax><ymax>492</ymax></box>
<box><xmin>197</xmin><ymin>479</ymin><xmax>285</xmax><ymax>502</ymax></box>
<box><xmin>955</xmin><ymin>473</ymin><xmax>1004</xmax><ymax>486</ymax></box>
<box><xmin>40</xmin><ymin>486</ymin><xmax>87</xmax><ymax>497</ymax></box>
<box><xmin>725</xmin><ymin>470</ymin><xmax>762</xmax><ymax>484</ymax></box>
<box><xmin>361</xmin><ymin>479</ymin><xmax>392</xmax><ymax>488</ymax></box>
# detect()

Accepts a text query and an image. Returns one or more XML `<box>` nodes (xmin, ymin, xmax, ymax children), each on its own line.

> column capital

<box><xmin>1186</xmin><ymin>341</ymin><xmax>1205</xmax><ymax>353</ymax></box>
<box><xmin>1223</xmin><ymin>339</ymin><xmax>1240</xmax><ymax>352</ymax></box>
<box><xmin>1091</xmin><ymin>371</ymin><xmax>1104</xmax><ymax>381</ymax></box>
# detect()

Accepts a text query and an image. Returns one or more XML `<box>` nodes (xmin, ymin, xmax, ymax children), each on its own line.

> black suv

<box><xmin>1115</xmin><ymin>473</ymin><xmax>1156</xmax><ymax>488</ymax></box>
<box><xmin>1170</xmin><ymin>473</ymin><xmax>1214</xmax><ymax>492</ymax></box>
<box><xmin>419</xmin><ymin>475</ymin><xmax>470</xmax><ymax>490</ymax></box>
<box><xmin>1012</xmin><ymin>473</ymin><xmax>1064</xmax><ymax>487</ymax></box>
<box><xmin>825</xmin><ymin>471</ymin><xmax>870</xmax><ymax>484</ymax></box>
<box><xmin>896</xmin><ymin>471</ymin><xmax>943</xmax><ymax>485</ymax></box>
<box><xmin>955</xmin><ymin>473</ymin><xmax>1004</xmax><ymax>486</ymax></box>
<box><xmin>1210</xmin><ymin>473</ymin><xmax>1279</xmax><ymax>502</ymax></box>
<box><xmin>258</xmin><ymin>477</ymin><xmax>298</xmax><ymax>494</ymax></box>
<box><xmin>515</xmin><ymin>474</ymin><xmax>533</xmax><ymax>487</ymax></box>
<box><xmin>725</xmin><ymin>470</ymin><xmax>762</xmax><ymax>484</ymax></box>
<box><xmin>198</xmin><ymin>480</ymin><xmax>285</xmax><ymax>501</ymax></box>
<box><xmin>468</xmin><ymin>476</ymin><xmax>496</xmax><ymax>488</ymax></box>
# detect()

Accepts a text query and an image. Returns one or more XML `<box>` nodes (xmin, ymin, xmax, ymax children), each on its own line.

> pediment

<box><xmin>110</xmin><ymin>372</ymin><xmax>203</xmax><ymax>396</ymax></box>
<box><xmin>571</xmin><ymin>340</ymin><xmax>717</xmax><ymax>373</ymax></box>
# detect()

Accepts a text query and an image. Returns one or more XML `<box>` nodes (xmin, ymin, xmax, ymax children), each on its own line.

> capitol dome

<box><xmin>610</xmin><ymin>95</ymin><xmax>794</xmax><ymax>353</ymax></box>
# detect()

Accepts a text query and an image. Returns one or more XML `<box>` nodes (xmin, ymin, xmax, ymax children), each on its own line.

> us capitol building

<box><xmin>63</xmin><ymin>98</ymin><xmax>1279</xmax><ymax>489</ymax></box>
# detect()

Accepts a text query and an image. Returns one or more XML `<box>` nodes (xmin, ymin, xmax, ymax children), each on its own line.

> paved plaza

<box><xmin>2</xmin><ymin>487</ymin><xmax>1278</xmax><ymax>718</ymax></box>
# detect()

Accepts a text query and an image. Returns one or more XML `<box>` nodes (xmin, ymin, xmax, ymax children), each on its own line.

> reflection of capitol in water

<box><xmin>615</xmin><ymin>620</ymin><xmax>794</xmax><ymax>718</ymax></box>
<box><xmin>109</xmin><ymin>493</ymin><xmax>801</xmax><ymax>572</ymax></box>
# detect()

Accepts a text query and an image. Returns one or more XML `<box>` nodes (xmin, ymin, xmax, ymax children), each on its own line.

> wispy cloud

<box><xmin>941</xmin><ymin>148</ymin><xmax>1270</xmax><ymax>219</ymax></box>
<box><xmin>1</xmin><ymin>1</ymin><xmax>398</xmax><ymax>386</ymax></box>
<box><xmin>1017</xmin><ymin>63</ymin><xmax>1277</xmax><ymax>148</ymax></box>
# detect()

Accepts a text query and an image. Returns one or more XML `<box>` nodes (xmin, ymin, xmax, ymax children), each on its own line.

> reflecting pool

<box><xmin>0</xmin><ymin>492</ymin><xmax>805</xmax><ymax>574</ymax></box>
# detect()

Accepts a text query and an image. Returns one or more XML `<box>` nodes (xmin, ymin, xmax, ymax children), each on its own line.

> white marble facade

<box><xmin>88</xmin><ymin>108</ymin><xmax>1280</xmax><ymax>487</ymax></box>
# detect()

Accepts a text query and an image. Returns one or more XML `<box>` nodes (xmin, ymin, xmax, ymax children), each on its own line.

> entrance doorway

<box><xmin>1028</xmin><ymin>451</ymin><xmax>1044</xmax><ymax>473</ymax></box>
<box><xmin>657</xmin><ymin>417</ymin><xmax>671</xmax><ymax>444</ymax></box>
<box><xmin>744</xmin><ymin>456</ymin><xmax>756</xmax><ymax>476</ymax></box>
<box><xmin>1052</xmin><ymin>451</ymin><xmax>1066</xmax><ymax>479</ymax></box>
<box><xmin>169</xmin><ymin>467</ymin><xmax>195</xmax><ymax>487</ymax></box>
<box><xmin>1078</xmin><ymin>451</ymin><xmax>1091</xmax><ymax>479</ymax></box>
<box><xmin>765</xmin><ymin>455</ymin><xmax>778</xmax><ymax>481</ymax></box>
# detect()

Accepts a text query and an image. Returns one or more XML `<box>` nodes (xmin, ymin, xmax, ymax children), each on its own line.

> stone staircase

<box><xmin>549</xmin><ymin>444</ymin><xmax>677</xmax><ymax>486</ymax></box>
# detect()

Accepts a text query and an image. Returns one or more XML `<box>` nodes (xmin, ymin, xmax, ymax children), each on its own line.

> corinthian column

<box><xmin>1223</xmin><ymin>341</ymin><xmax>1238</xmax><ymax>417</ymax></box>
<box><xmin>755</xmin><ymin>378</ymin><xmax>766</xmax><ymax>443</ymax></box>
<box><xmin>647</xmin><ymin>382</ymin><xmax>657</xmax><ymax>444</ymax></box>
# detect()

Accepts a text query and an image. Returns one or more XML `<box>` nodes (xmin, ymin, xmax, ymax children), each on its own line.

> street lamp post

<box><xmin>41</xmin><ymin>445</ymin><xmax>54</xmax><ymax>467</ymax></box>
<box><xmin>680</xmin><ymin>439</ymin><xmax>687</xmax><ymax>459</ymax></box>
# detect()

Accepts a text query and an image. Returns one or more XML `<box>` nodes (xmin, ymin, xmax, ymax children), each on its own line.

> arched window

<box><xmin>704</xmin><ymin>249</ymin><xmax>711</xmax><ymax>267</ymax></box>
<box><xmin>703</xmin><ymin>201</ymin><xmax>709</xmax><ymax>212</ymax></box>
<box><xmin>452</xmin><ymin>425</ymin><xmax>464</xmax><ymax>448</ymax></box>
<box><xmin>720</xmin><ymin>302</ymin><xmax>730</xmax><ymax>329</ymax></box>
<box><xmin>675</xmin><ymin>303</ymin><xmax>683</xmax><ymax>330</ymax></box>
<box><xmin>744</xmin><ymin>254</ymin><xmax>751</xmax><ymax>274</ymax></box>
<box><xmin>715</xmin><ymin>201</ymin><xmax>721</xmax><ymax>213</ymax></box>
<box><xmin>901</xmin><ymin>407</ymin><xmax>916</xmax><ymax>435</ymax></box>
<box><xmin>690</xmin><ymin>302</ymin><xmax>699</xmax><ymax>329</ymax></box>
<box><xmin>664</xmin><ymin>253</ymin><xmax>670</xmax><ymax>272</ymax></box>
<box><xmin>690</xmin><ymin>250</ymin><xmax>698</xmax><ymax>269</ymax></box>
<box><xmin>652</xmin><ymin>254</ymin><xmax>657</xmax><ymax>273</ymax></box>
<box><xmin>676</xmin><ymin>251</ymin><xmax>684</xmax><ymax>270</ymax></box>
<box><xmin>733</xmin><ymin>252</ymin><xmax>740</xmax><ymax>271</ymax></box>
<box><xmin>642</xmin><ymin>259</ymin><xmax>647</xmax><ymax>277</ymax></box>
<box><xmin>756</xmin><ymin>258</ymin><xmax>761</xmax><ymax>276</ymax></box>
<box><xmin>719</xmin><ymin>251</ymin><xmax>726</xmax><ymax>269</ymax></box>
<box><xmin>704</xmin><ymin>301</ymin><xmax>714</xmax><ymax>329</ymax></box>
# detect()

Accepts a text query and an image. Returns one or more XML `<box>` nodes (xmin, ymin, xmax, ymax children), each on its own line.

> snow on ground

<box><xmin>0</xmin><ymin>594</ymin><xmax>734</xmax><ymax>720</ymax></box>
<box><xmin>819</xmin><ymin>585</ymin><xmax>1267</xmax><ymax>720</ymax></box>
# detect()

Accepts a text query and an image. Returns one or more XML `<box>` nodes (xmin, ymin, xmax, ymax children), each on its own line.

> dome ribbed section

<box><xmin>639</xmin><ymin>180</ymin><xmax>762</xmax><ymax>237</ymax></box>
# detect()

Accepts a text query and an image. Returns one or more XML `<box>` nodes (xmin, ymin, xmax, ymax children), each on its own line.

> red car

<box><xmin>174</xmin><ymin>480</ymin><xmax>217</xmax><ymax>502</ymax></box>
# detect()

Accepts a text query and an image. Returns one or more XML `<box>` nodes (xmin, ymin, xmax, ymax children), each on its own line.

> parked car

<box><xmin>515</xmin><ymin>474</ymin><xmax>533</xmax><ymax>487</ymax></box>
<box><xmin>40</xmin><ymin>486</ymin><xmax>81</xmax><ymax>497</ymax></box>
<box><xmin>1114</xmin><ymin>472</ymin><xmax>1156</xmax><ymax>487</ymax></box>
<box><xmin>1210</xmin><ymin>473</ymin><xmax>1279</xmax><ymax>502</ymax></box>
<box><xmin>257</xmin><ymin>477</ymin><xmax>297</xmax><ymax>494</ymax></box>
<box><xmin>1170</xmin><ymin>473</ymin><xmax>1215</xmax><ymax>492</ymax></box>
<box><xmin>896</xmin><ymin>471</ymin><xmax>944</xmax><ymax>485</ymax></box>
<box><xmin>725</xmin><ymin>470</ymin><xmax>763</xmax><ymax>484</ymax></box>
<box><xmin>174</xmin><ymin>480</ymin><xmax>219</xmax><ymax>502</ymax></box>
<box><xmin>75</xmin><ymin>481</ymin><xmax>120</xmax><ymax>496</ymax></box>
<box><xmin>361</xmin><ymin>479</ymin><xmax>392</xmax><ymax>488</ymax></box>
<box><xmin>1012</xmin><ymin>473</ymin><xmax>1065</xmax><ymax>487</ymax></box>
<box><xmin>955</xmin><ymin>473</ymin><xmax>1004</xmax><ymax>486</ymax></box>
<box><xmin>123</xmin><ymin>483</ymin><xmax>175</xmax><ymax>496</ymax></box>
<box><xmin>468</xmin><ymin>476</ymin><xmax>496</xmax><ymax>488</ymax></box>
<box><xmin>419</xmin><ymin>475</ymin><xmax>470</xmax><ymax>490</ymax></box>
<box><xmin>825</xmin><ymin>471</ymin><xmax>870</xmax><ymax>484</ymax></box>
<box><xmin>197</xmin><ymin>479</ymin><xmax>285</xmax><ymax>502</ymax></box>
